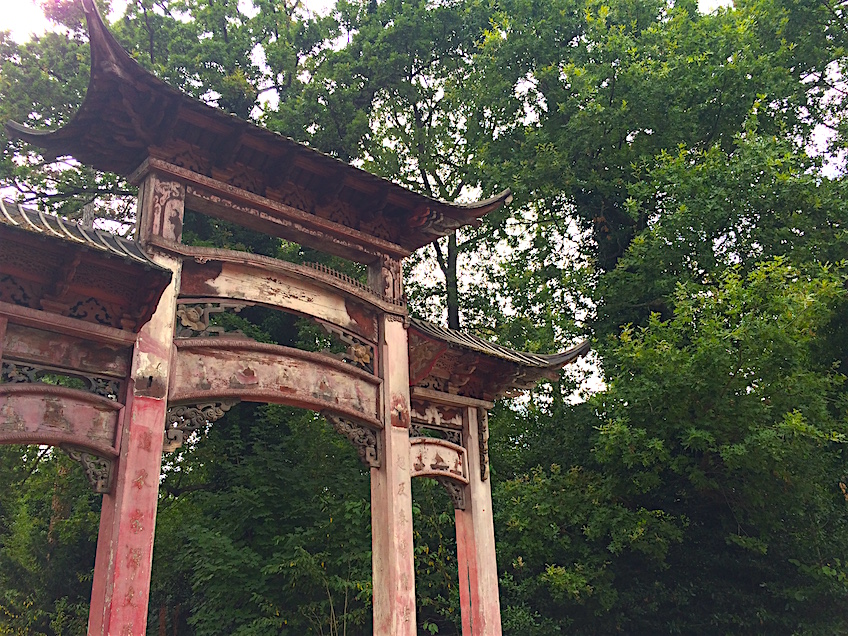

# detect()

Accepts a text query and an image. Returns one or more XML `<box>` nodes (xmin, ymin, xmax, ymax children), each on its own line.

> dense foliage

<box><xmin>2</xmin><ymin>0</ymin><xmax>848</xmax><ymax>633</ymax></box>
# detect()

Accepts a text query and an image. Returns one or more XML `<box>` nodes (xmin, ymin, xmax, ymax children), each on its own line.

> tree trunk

<box><xmin>446</xmin><ymin>234</ymin><xmax>460</xmax><ymax>330</ymax></box>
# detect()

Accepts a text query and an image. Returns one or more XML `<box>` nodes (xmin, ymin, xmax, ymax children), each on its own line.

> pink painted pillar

<box><xmin>456</xmin><ymin>406</ymin><xmax>502</xmax><ymax>635</ymax></box>
<box><xmin>88</xmin><ymin>173</ymin><xmax>185</xmax><ymax>636</ymax></box>
<box><xmin>369</xmin><ymin>256</ymin><xmax>417</xmax><ymax>635</ymax></box>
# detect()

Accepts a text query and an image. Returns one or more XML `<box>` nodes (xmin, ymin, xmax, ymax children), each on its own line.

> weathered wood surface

<box><xmin>3</xmin><ymin>323</ymin><xmax>130</xmax><ymax>377</ymax></box>
<box><xmin>0</xmin><ymin>384</ymin><xmax>120</xmax><ymax>456</ymax></box>
<box><xmin>410</xmin><ymin>399</ymin><xmax>464</xmax><ymax>429</ymax></box>
<box><xmin>455</xmin><ymin>407</ymin><xmax>502</xmax><ymax>636</ymax></box>
<box><xmin>170</xmin><ymin>338</ymin><xmax>382</xmax><ymax>425</ymax></box>
<box><xmin>0</xmin><ymin>301</ymin><xmax>138</xmax><ymax>346</ymax></box>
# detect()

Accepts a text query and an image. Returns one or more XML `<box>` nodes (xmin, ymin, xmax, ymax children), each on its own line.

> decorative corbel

<box><xmin>61</xmin><ymin>445</ymin><xmax>113</xmax><ymax>494</ymax></box>
<box><xmin>164</xmin><ymin>401</ymin><xmax>236</xmax><ymax>451</ymax></box>
<box><xmin>323</xmin><ymin>412</ymin><xmax>380</xmax><ymax>468</ymax></box>
<box><xmin>436</xmin><ymin>477</ymin><xmax>466</xmax><ymax>510</ymax></box>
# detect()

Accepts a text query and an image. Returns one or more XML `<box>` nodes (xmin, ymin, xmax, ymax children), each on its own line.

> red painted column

<box><xmin>88</xmin><ymin>174</ymin><xmax>184</xmax><ymax>636</ymax></box>
<box><xmin>369</xmin><ymin>256</ymin><xmax>417</xmax><ymax>636</ymax></box>
<box><xmin>456</xmin><ymin>407</ymin><xmax>502</xmax><ymax>636</ymax></box>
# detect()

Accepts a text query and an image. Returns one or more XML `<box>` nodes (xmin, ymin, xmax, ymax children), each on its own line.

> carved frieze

<box><xmin>323</xmin><ymin>412</ymin><xmax>380</xmax><ymax>468</ymax></box>
<box><xmin>409</xmin><ymin>438</ymin><xmax>468</xmax><ymax>485</ymax></box>
<box><xmin>164</xmin><ymin>401</ymin><xmax>236</xmax><ymax>452</ymax></box>
<box><xmin>410</xmin><ymin>423</ymin><xmax>462</xmax><ymax>447</ymax></box>
<box><xmin>410</xmin><ymin>399</ymin><xmax>463</xmax><ymax>429</ymax></box>
<box><xmin>67</xmin><ymin>297</ymin><xmax>119</xmax><ymax>328</ymax></box>
<box><xmin>0</xmin><ymin>274</ymin><xmax>37</xmax><ymax>307</ymax></box>
<box><xmin>62</xmin><ymin>445</ymin><xmax>113</xmax><ymax>493</ymax></box>
<box><xmin>1</xmin><ymin>361</ymin><xmax>122</xmax><ymax>401</ymax></box>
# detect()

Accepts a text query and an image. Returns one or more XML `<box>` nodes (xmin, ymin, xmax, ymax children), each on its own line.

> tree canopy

<box><xmin>2</xmin><ymin>0</ymin><xmax>848</xmax><ymax>634</ymax></box>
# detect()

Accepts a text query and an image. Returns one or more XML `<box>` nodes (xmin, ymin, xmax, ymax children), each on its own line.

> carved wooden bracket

<box><xmin>164</xmin><ymin>401</ymin><xmax>236</xmax><ymax>452</ymax></box>
<box><xmin>61</xmin><ymin>445</ymin><xmax>113</xmax><ymax>494</ymax></box>
<box><xmin>436</xmin><ymin>477</ymin><xmax>466</xmax><ymax>510</ymax></box>
<box><xmin>323</xmin><ymin>411</ymin><xmax>380</xmax><ymax>468</ymax></box>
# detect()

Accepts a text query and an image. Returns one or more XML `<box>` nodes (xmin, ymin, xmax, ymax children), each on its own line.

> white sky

<box><xmin>0</xmin><ymin>0</ymin><xmax>335</xmax><ymax>42</ymax></box>
<box><xmin>1</xmin><ymin>0</ymin><xmax>730</xmax><ymax>43</ymax></box>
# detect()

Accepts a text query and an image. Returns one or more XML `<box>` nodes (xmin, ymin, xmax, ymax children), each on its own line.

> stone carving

<box><xmin>478</xmin><ymin>407</ymin><xmax>490</xmax><ymax>482</ymax></box>
<box><xmin>175</xmin><ymin>302</ymin><xmax>251</xmax><ymax>338</ymax></box>
<box><xmin>323</xmin><ymin>412</ymin><xmax>380</xmax><ymax>468</ymax></box>
<box><xmin>410</xmin><ymin>399</ymin><xmax>463</xmax><ymax>428</ymax></box>
<box><xmin>1</xmin><ymin>361</ymin><xmax>122</xmax><ymax>401</ymax></box>
<box><xmin>436</xmin><ymin>477</ymin><xmax>466</xmax><ymax>510</ymax></box>
<box><xmin>164</xmin><ymin>401</ymin><xmax>236</xmax><ymax>451</ymax></box>
<box><xmin>61</xmin><ymin>445</ymin><xmax>113</xmax><ymax>493</ymax></box>
<box><xmin>151</xmin><ymin>179</ymin><xmax>185</xmax><ymax>241</ymax></box>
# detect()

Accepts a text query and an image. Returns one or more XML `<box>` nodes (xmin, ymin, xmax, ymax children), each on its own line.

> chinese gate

<box><xmin>0</xmin><ymin>2</ymin><xmax>589</xmax><ymax>634</ymax></box>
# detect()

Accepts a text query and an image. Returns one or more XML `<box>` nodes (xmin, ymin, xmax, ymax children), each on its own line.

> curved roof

<box><xmin>410</xmin><ymin>318</ymin><xmax>589</xmax><ymax>369</ymax></box>
<box><xmin>5</xmin><ymin>0</ymin><xmax>512</xmax><ymax>253</ymax></box>
<box><xmin>0</xmin><ymin>199</ymin><xmax>166</xmax><ymax>272</ymax></box>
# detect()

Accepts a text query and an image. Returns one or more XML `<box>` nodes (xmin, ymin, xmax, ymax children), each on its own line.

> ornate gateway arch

<box><xmin>1</xmin><ymin>2</ymin><xmax>589</xmax><ymax>634</ymax></box>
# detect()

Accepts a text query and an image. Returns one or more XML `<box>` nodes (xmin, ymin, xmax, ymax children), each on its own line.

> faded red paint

<box><xmin>0</xmin><ymin>384</ymin><xmax>120</xmax><ymax>455</ymax></box>
<box><xmin>89</xmin><ymin>395</ymin><xmax>168</xmax><ymax>636</ymax></box>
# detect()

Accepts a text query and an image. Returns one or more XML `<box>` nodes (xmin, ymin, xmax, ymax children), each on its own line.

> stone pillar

<box><xmin>369</xmin><ymin>256</ymin><xmax>417</xmax><ymax>635</ymax></box>
<box><xmin>88</xmin><ymin>174</ymin><xmax>184</xmax><ymax>636</ymax></box>
<box><xmin>456</xmin><ymin>407</ymin><xmax>502</xmax><ymax>635</ymax></box>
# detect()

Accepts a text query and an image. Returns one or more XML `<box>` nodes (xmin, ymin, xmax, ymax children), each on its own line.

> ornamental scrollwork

<box><xmin>61</xmin><ymin>445</ymin><xmax>113</xmax><ymax>494</ymax></box>
<box><xmin>175</xmin><ymin>301</ymin><xmax>251</xmax><ymax>338</ymax></box>
<box><xmin>323</xmin><ymin>412</ymin><xmax>380</xmax><ymax>468</ymax></box>
<box><xmin>0</xmin><ymin>361</ymin><xmax>122</xmax><ymax>401</ymax></box>
<box><xmin>409</xmin><ymin>423</ymin><xmax>462</xmax><ymax>447</ymax></box>
<box><xmin>164</xmin><ymin>401</ymin><xmax>236</xmax><ymax>451</ymax></box>
<box><xmin>68</xmin><ymin>297</ymin><xmax>116</xmax><ymax>327</ymax></box>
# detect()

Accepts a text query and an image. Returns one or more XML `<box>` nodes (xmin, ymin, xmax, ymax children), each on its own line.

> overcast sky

<box><xmin>1</xmin><ymin>0</ymin><xmax>730</xmax><ymax>43</ymax></box>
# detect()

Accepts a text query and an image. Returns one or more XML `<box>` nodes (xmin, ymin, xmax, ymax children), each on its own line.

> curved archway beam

<box><xmin>169</xmin><ymin>338</ymin><xmax>382</xmax><ymax>427</ymax></box>
<box><xmin>174</xmin><ymin>245</ymin><xmax>391</xmax><ymax>342</ymax></box>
